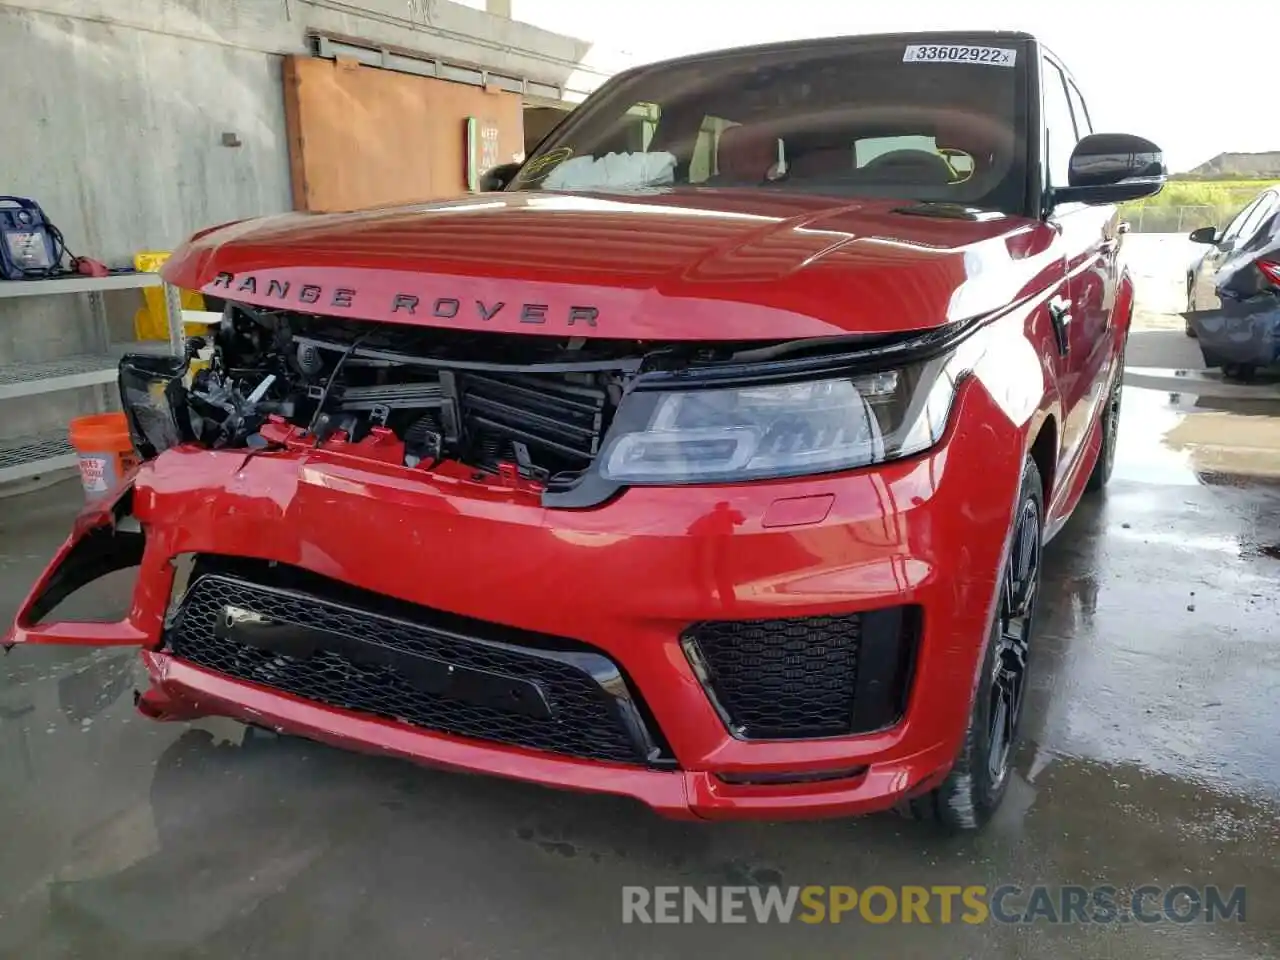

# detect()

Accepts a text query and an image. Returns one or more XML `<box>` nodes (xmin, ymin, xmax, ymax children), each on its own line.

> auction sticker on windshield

<box><xmin>903</xmin><ymin>44</ymin><xmax>1016</xmax><ymax>66</ymax></box>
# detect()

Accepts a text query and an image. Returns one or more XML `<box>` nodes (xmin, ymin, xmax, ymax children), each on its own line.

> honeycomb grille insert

<box><xmin>683</xmin><ymin>614</ymin><xmax>864</xmax><ymax>740</ymax></box>
<box><xmin>166</xmin><ymin>572</ymin><xmax>652</xmax><ymax>765</ymax></box>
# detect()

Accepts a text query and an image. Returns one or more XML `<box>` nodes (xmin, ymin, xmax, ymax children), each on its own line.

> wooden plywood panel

<box><xmin>282</xmin><ymin>55</ymin><xmax>524</xmax><ymax>212</ymax></box>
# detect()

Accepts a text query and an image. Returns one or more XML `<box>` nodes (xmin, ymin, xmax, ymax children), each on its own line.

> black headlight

<box><xmin>118</xmin><ymin>353</ymin><xmax>193</xmax><ymax>460</ymax></box>
<box><xmin>598</xmin><ymin>353</ymin><xmax>963</xmax><ymax>484</ymax></box>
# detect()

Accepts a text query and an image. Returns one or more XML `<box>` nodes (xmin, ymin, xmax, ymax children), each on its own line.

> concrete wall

<box><xmin>0</xmin><ymin>6</ymin><xmax>293</xmax><ymax>268</ymax></box>
<box><xmin>0</xmin><ymin>0</ymin><xmax>607</xmax><ymax>456</ymax></box>
<box><xmin>0</xmin><ymin>3</ymin><xmax>295</xmax><ymax>445</ymax></box>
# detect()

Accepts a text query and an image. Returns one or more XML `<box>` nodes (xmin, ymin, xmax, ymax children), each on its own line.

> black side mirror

<box><xmin>1188</xmin><ymin>225</ymin><xmax>1219</xmax><ymax>244</ymax></box>
<box><xmin>1052</xmin><ymin>133</ymin><xmax>1166</xmax><ymax>206</ymax></box>
<box><xmin>480</xmin><ymin>162</ymin><xmax>522</xmax><ymax>192</ymax></box>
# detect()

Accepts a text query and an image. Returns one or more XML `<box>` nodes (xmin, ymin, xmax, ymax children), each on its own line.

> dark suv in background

<box><xmin>1185</xmin><ymin>186</ymin><xmax>1280</xmax><ymax>378</ymax></box>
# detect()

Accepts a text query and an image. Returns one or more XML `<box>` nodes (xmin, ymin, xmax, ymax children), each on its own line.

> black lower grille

<box><xmin>682</xmin><ymin>607</ymin><xmax>918</xmax><ymax>740</ymax></box>
<box><xmin>165</xmin><ymin>560</ymin><xmax>668</xmax><ymax>766</ymax></box>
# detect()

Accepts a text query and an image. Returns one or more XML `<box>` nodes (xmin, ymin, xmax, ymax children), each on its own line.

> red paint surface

<box><xmin>761</xmin><ymin>494</ymin><xmax>836</xmax><ymax>528</ymax></box>
<box><xmin>6</xmin><ymin>186</ymin><xmax>1132</xmax><ymax>820</ymax></box>
<box><xmin>160</xmin><ymin>191</ymin><xmax>1061</xmax><ymax>339</ymax></box>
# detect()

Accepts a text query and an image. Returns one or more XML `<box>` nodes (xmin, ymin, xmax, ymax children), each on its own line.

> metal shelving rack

<box><xmin>0</xmin><ymin>273</ymin><xmax>186</xmax><ymax>484</ymax></box>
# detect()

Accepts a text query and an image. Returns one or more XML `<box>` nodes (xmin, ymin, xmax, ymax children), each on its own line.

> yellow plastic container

<box><xmin>132</xmin><ymin>250</ymin><xmax>209</xmax><ymax>340</ymax></box>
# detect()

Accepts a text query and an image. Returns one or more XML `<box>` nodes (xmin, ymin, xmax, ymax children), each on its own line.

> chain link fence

<box><xmin>1122</xmin><ymin>204</ymin><xmax>1238</xmax><ymax>234</ymax></box>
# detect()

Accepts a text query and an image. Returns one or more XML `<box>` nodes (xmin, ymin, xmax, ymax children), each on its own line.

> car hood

<box><xmin>163</xmin><ymin>190</ymin><xmax>1055</xmax><ymax>341</ymax></box>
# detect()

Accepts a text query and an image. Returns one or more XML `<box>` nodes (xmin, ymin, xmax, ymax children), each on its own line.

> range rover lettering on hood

<box><xmin>210</xmin><ymin>271</ymin><xmax>601</xmax><ymax>328</ymax></box>
<box><xmin>158</xmin><ymin>193</ymin><xmax>1053</xmax><ymax>340</ymax></box>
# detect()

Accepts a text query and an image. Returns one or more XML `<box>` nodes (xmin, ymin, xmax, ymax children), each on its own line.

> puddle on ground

<box><xmin>1239</xmin><ymin>541</ymin><xmax>1280</xmax><ymax>561</ymax></box>
<box><xmin>1114</xmin><ymin>385</ymin><xmax>1280</xmax><ymax>487</ymax></box>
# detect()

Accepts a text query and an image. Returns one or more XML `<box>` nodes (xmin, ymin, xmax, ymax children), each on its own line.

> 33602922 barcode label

<box><xmin>903</xmin><ymin>44</ymin><xmax>1017</xmax><ymax>67</ymax></box>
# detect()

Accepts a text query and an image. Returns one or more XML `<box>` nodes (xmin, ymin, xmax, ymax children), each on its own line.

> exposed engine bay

<box><xmin>120</xmin><ymin>304</ymin><xmax>752</xmax><ymax>490</ymax></box>
<box><xmin>118</xmin><ymin>302</ymin><xmax>950</xmax><ymax>507</ymax></box>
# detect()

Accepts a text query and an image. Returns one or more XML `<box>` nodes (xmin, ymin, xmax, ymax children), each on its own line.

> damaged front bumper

<box><xmin>5</xmin><ymin>377</ymin><xmax>1024</xmax><ymax>820</ymax></box>
<box><xmin>4</xmin><ymin>482</ymin><xmax>159</xmax><ymax>647</ymax></box>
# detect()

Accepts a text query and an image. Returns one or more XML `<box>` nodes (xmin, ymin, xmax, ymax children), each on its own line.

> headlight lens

<box><xmin>118</xmin><ymin>353</ymin><xmax>192</xmax><ymax>460</ymax></box>
<box><xmin>599</xmin><ymin>354</ymin><xmax>960</xmax><ymax>483</ymax></box>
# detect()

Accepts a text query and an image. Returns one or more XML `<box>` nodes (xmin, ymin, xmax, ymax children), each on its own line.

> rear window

<box><xmin>511</xmin><ymin>37</ymin><xmax>1029</xmax><ymax>214</ymax></box>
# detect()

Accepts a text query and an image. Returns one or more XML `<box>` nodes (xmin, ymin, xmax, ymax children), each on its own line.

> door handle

<box><xmin>1049</xmin><ymin>295</ymin><xmax>1073</xmax><ymax>356</ymax></box>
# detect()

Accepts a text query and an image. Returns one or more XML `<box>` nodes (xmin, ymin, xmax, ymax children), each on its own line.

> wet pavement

<box><xmin>3</xmin><ymin>382</ymin><xmax>1280</xmax><ymax>959</ymax></box>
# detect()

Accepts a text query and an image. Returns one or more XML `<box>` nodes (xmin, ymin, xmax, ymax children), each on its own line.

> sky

<box><xmin>508</xmin><ymin>0</ymin><xmax>1275</xmax><ymax>173</ymax></box>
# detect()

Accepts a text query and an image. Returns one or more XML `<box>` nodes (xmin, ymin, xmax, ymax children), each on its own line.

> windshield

<box><xmin>511</xmin><ymin>37</ymin><xmax>1030</xmax><ymax>214</ymax></box>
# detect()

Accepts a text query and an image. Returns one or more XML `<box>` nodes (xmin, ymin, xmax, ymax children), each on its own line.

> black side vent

<box><xmin>682</xmin><ymin>607</ymin><xmax>919</xmax><ymax>741</ymax></box>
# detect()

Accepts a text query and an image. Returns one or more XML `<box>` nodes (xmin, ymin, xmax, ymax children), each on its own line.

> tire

<box><xmin>1185</xmin><ymin>281</ymin><xmax>1198</xmax><ymax>337</ymax></box>
<box><xmin>1224</xmin><ymin>363</ymin><xmax>1256</xmax><ymax>382</ymax></box>
<box><xmin>907</xmin><ymin>456</ymin><xmax>1044</xmax><ymax>831</ymax></box>
<box><xmin>1085</xmin><ymin>352</ymin><xmax>1124</xmax><ymax>493</ymax></box>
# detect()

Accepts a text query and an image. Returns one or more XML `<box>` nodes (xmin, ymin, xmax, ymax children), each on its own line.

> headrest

<box><xmin>716</xmin><ymin>125</ymin><xmax>778</xmax><ymax>181</ymax></box>
<box><xmin>933</xmin><ymin>113</ymin><xmax>1016</xmax><ymax>158</ymax></box>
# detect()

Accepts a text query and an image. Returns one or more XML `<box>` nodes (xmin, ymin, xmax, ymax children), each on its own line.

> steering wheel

<box><xmin>860</xmin><ymin>149</ymin><xmax>956</xmax><ymax>185</ymax></box>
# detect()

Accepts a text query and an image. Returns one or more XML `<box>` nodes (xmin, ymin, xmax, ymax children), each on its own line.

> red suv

<box><xmin>6</xmin><ymin>32</ymin><xmax>1164</xmax><ymax>829</ymax></box>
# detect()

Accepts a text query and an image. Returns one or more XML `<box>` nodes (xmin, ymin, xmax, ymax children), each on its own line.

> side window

<box><xmin>1253</xmin><ymin>195</ymin><xmax>1280</xmax><ymax>247</ymax></box>
<box><xmin>1042</xmin><ymin>63</ymin><xmax>1078</xmax><ymax>189</ymax></box>
<box><xmin>1237</xmin><ymin>194</ymin><xmax>1280</xmax><ymax>247</ymax></box>
<box><xmin>1221</xmin><ymin>198</ymin><xmax>1261</xmax><ymax>243</ymax></box>
<box><xmin>1066</xmin><ymin>80</ymin><xmax>1093</xmax><ymax>136</ymax></box>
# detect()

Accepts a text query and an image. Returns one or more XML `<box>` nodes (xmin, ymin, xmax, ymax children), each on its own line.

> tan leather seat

<box><xmin>713</xmin><ymin>126</ymin><xmax>778</xmax><ymax>182</ymax></box>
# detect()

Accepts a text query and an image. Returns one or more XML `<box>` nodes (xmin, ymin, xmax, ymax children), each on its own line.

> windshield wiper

<box><xmin>891</xmin><ymin>201</ymin><xmax>1006</xmax><ymax>221</ymax></box>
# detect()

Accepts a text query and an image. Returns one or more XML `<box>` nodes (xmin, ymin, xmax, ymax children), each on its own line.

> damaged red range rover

<box><xmin>6</xmin><ymin>33</ymin><xmax>1165</xmax><ymax>829</ymax></box>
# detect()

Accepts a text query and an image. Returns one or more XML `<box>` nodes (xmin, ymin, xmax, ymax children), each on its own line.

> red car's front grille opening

<box><xmin>681</xmin><ymin>606</ymin><xmax>919</xmax><ymax>740</ymax></box>
<box><xmin>163</xmin><ymin>557</ymin><xmax>674</xmax><ymax>767</ymax></box>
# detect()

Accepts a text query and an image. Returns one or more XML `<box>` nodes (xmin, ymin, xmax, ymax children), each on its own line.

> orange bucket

<box><xmin>69</xmin><ymin>413</ymin><xmax>138</xmax><ymax>500</ymax></box>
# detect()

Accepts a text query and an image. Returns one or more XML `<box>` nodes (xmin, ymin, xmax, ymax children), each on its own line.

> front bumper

<box><xmin>1186</xmin><ymin>298</ymin><xmax>1280</xmax><ymax>370</ymax></box>
<box><xmin>7</xmin><ymin>380</ymin><xmax>1025</xmax><ymax>820</ymax></box>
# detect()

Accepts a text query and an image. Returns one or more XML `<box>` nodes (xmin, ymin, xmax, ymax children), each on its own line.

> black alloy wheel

<box><xmin>1087</xmin><ymin>354</ymin><xmax>1124</xmax><ymax>493</ymax></box>
<box><xmin>906</xmin><ymin>456</ymin><xmax>1044</xmax><ymax>831</ymax></box>
<box><xmin>986</xmin><ymin>495</ymin><xmax>1041</xmax><ymax>790</ymax></box>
